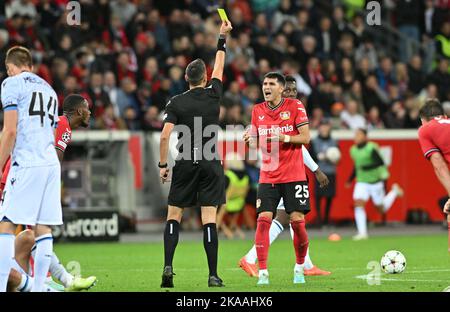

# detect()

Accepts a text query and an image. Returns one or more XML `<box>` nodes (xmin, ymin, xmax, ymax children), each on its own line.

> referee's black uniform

<box><xmin>160</xmin><ymin>20</ymin><xmax>232</xmax><ymax>289</ymax></box>
<box><xmin>164</xmin><ymin>79</ymin><xmax>226</xmax><ymax>207</ymax></box>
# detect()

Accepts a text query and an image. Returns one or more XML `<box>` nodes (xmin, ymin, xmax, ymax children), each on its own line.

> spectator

<box><xmin>355</xmin><ymin>57</ymin><xmax>374</xmax><ymax>83</ymax></box>
<box><xmin>224</xmin><ymin>81</ymin><xmax>243</xmax><ymax>107</ymax></box>
<box><xmin>224</xmin><ymin>54</ymin><xmax>259</xmax><ymax>90</ymax></box>
<box><xmin>109</xmin><ymin>0</ymin><xmax>137</xmax><ymax>27</ymax></box>
<box><xmin>151</xmin><ymin>78</ymin><xmax>172</xmax><ymax>112</ymax></box>
<box><xmin>316</xmin><ymin>16</ymin><xmax>336</xmax><ymax>60</ymax></box>
<box><xmin>116</xmin><ymin>50</ymin><xmax>137</xmax><ymax>83</ymax></box>
<box><xmin>309</xmin><ymin>107</ymin><xmax>325</xmax><ymax>129</ymax></box>
<box><xmin>347</xmin><ymin>12</ymin><xmax>366</xmax><ymax>45</ymax></box>
<box><xmin>87</xmin><ymin>72</ymin><xmax>112</xmax><ymax>119</ymax></box>
<box><xmin>354</xmin><ymin>35</ymin><xmax>378</xmax><ymax>70</ymax></box>
<box><xmin>367</xmin><ymin>106</ymin><xmax>385</xmax><ymax>130</ymax></box>
<box><xmin>142</xmin><ymin>106</ymin><xmax>163</xmax><ymax>131</ymax></box>
<box><xmin>407</xmin><ymin>54</ymin><xmax>425</xmax><ymax>94</ymax></box>
<box><xmin>395</xmin><ymin>62</ymin><xmax>409</xmax><ymax>97</ymax></box>
<box><xmin>123</xmin><ymin>106</ymin><xmax>141</xmax><ymax>130</ymax></box>
<box><xmin>51</xmin><ymin>58</ymin><xmax>69</xmax><ymax>95</ymax></box>
<box><xmin>331</xmin><ymin>6</ymin><xmax>348</xmax><ymax>38</ymax></box>
<box><xmin>225</xmin><ymin>103</ymin><xmax>244</xmax><ymax>127</ymax></box>
<box><xmin>235</xmin><ymin>33</ymin><xmax>256</xmax><ymax>68</ymax></box>
<box><xmin>376</xmin><ymin>56</ymin><xmax>396</xmax><ymax>92</ymax></box>
<box><xmin>0</xmin><ymin>29</ymin><xmax>9</xmax><ymax>80</ymax></box>
<box><xmin>427</xmin><ymin>58</ymin><xmax>450</xmax><ymax>100</ymax></box>
<box><xmin>309</xmin><ymin>81</ymin><xmax>335</xmax><ymax>115</ymax></box>
<box><xmin>363</xmin><ymin>74</ymin><xmax>389</xmax><ymax>114</ymax></box>
<box><xmin>95</xmin><ymin>105</ymin><xmax>127</xmax><ymax>130</ymax></box>
<box><xmin>338</xmin><ymin>57</ymin><xmax>355</xmax><ymax>91</ymax></box>
<box><xmin>435</xmin><ymin>21</ymin><xmax>450</xmax><ymax>61</ymax></box>
<box><xmin>384</xmin><ymin>100</ymin><xmax>406</xmax><ymax>129</ymax></box>
<box><xmin>297</xmin><ymin>34</ymin><xmax>317</xmax><ymax>70</ymax></box>
<box><xmin>229</xmin><ymin>7</ymin><xmax>250</xmax><ymax>36</ymax></box>
<box><xmin>403</xmin><ymin>95</ymin><xmax>421</xmax><ymax>129</ymax></box>
<box><xmin>104</xmin><ymin>71</ymin><xmax>127</xmax><ymax>117</ymax></box>
<box><xmin>395</xmin><ymin>0</ymin><xmax>421</xmax><ymax>62</ymax></box>
<box><xmin>304</xmin><ymin>57</ymin><xmax>324</xmax><ymax>89</ymax></box>
<box><xmin>168</xmin><ymin>65</ymin><xmax>186</xmax><ymax>97</ymax></box>
<box><xmin>281</xmin><ymin>60</ymin><xmax>312</xmax><ymax>98</ymax></box>
<box><xmin>344</xmin><ymin>80</ymin><xmax>364</xmax><ymax>114</ymax></box>
<box><xmin>6</xmin><ymin>0</ymin><xmax>37</xmax><ymax>19</ymax></box>
<box><xmin>272</xmin><ymin>0</ymin><xmax>297</xmax><ymax>32</ymax></box>
<box><xmin>340</xmin><ymin>99</ymin><xmax>366</xmax><ymax>129</ymax></box>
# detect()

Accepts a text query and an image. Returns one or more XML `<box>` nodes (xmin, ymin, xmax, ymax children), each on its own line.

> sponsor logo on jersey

<box><xmin>257</xmin><ymin>124</ymin><xmax>293</xmax><ymax>136</ymax></box>
<box><xmin>280</xmin><ymin>111</ymin><xmax>290</xmax><ymax>120</ymax></box>
<box><xmin>258</xmin><ymin>115</ymin><xmax>265</xmax><ymax>120</ymax></box>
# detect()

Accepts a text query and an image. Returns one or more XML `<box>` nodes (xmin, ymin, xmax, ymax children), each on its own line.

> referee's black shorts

<box><xmin>168</xmin><ymin>160</ymin><xmax>226</xmax><ymax>207</ymax></box>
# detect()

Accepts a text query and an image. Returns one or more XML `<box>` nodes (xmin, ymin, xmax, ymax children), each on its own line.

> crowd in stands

<box><xmin>0</xmin><ymin>0</ymin><xmax>449</xmax><ymax>131</ymax></box>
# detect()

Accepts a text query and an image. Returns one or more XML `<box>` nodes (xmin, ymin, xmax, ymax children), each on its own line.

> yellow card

<box><xmin>217</xmin><ymin>8</ymin><xmax>229</xmax><ymax>21</ymax></box>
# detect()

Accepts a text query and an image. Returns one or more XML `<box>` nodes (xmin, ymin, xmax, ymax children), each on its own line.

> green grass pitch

<box><xmin>54</xmin><ymin>234</ymin><xmax>450</xmax><ymax>292</ymax></box>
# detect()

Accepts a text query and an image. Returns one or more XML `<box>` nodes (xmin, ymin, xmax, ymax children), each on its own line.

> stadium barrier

<box><xmin>149</xmin><ymin>129</ymin><xmax>446</xmax><ymax>224</ymax></box>
<box><xmin>3</xmin><ymin>128</ymin><xmax>444</xmax><ymax>239</ymax></box>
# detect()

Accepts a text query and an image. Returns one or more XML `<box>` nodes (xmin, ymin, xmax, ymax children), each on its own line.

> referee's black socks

<box><xmin>203</xmin><ymin>223</ymin><xmax>218</xmax><ymax>277</ymax></box>
<box><xmin>164</xmin><ymin>219</ymin><xmax>180</xmax><ymax>268</ymax></box>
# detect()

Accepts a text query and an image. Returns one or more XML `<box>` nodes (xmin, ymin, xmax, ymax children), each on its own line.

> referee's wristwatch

<box><xmin>158</xmin><ymin>162</ymin><xmax>168</xmax><ymax>168</ymax></box>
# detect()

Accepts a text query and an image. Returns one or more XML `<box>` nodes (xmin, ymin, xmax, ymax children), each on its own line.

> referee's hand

<box><xmin>219</xmin><ymin>20</ymin><xmax>233</xmax><ymax>35</ymax></box>
<box><xmin>160</xmin><ymin>168</ymin><xmax>171</xmax><ymax>184</ymax></box>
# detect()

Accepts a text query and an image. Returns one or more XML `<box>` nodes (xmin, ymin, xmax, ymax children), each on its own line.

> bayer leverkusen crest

<box><xmin>280</xmin><ymin>111</ymin><xmax>290</xmax><ymax>120</ymax></box>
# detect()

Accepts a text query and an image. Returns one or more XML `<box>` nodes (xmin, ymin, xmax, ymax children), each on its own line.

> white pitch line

<box><xmin>402</xmin><ymin>269</ymin><xmax>450</xmax><ymax>273</ymax></box>
<box><xmin>355</xmin><ymin>274</ymin><xmax>448</xmax><ymax>283</ymax></box>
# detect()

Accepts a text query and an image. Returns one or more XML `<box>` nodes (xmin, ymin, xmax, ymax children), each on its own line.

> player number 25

<box><xmin>29</xmin><ymin>91</ymin><xmax>57</xmax><ymax>127</ymax></box>
<box><xmin>295</xmin><ymin>185</ymin><xmax>309</xmax><ymax>198</ymax></box>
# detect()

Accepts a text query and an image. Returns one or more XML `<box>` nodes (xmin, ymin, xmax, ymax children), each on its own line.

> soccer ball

<box><xmin>380</xmin><ymin>250</ymin><xmax>407</xmax><ymax>274</ymax></box>
<box><xmin>325</xmin><ymin>146</ymin><xmax>341</xmax><ymax>164</ymax></box>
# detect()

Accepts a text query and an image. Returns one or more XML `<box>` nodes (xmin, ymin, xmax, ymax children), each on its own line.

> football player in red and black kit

<box><xmin>4</xmin><ymin>94</ymin><xmax>96</xmax><ymax>292</ymax></box>
<box><xmin>418</xmin><ymin>98</ymin><xmax>450</xmax><ymax>252</ymax></box>
<box><xmin>244</xmin><ymin>72</ymin><xmax>311</xmax><ymax>285</ymax></box>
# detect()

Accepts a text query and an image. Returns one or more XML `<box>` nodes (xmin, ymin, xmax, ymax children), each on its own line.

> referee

<box><xmin>159</xmin><ymin>20</ymin><xmax>232</xmax><ymax>288</ymax></box>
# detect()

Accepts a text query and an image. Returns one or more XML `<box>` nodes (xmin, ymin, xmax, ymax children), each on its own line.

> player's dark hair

<box><xmin>419</xmin><ymin>98</ymin><xmax>444</xmax><ymax>120</ymax></box>
<box><xmin>5</xmin><ymin>46</ymin><xmax>33</xmax><ymax>68</ymax></box>
<box><xmin>264</xmin><ymin>72</ymin><xmax>286</xmax><ymax>86</ymax></box>
<box><xmin>185</xmin><ymin>58</ymin><xmax>206</xmax><ymax>86</ymax></box>
<box><xmin>357</xmin><ymin>128</ymin><xmax>368</xmax><ymax>136</ymax></box>
<box><xmin>63</xmin><ymin>94</ymin><xmax>86</xmax><ymax>115</ymax></box>
<box><xmin>285</xmin><ymin>75</ymin><xmax>296</xmax><ymax>84</ymax></box>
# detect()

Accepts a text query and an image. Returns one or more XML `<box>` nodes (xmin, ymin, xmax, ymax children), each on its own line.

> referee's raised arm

<box><xmin>211</xmin><ymin>20</ymin><xmax>233</xmax><ymax>81</ymax></box>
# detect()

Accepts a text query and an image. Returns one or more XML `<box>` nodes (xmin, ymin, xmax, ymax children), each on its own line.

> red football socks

<box><xmin>291</xmin><ymin>220</ymin><xmax>309</xmax><ymax>265</ymax></box>
<box><xmin>255</xmin><ymin>216</ymin><xmax>272</xmax><ymax>270</ymax></box>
